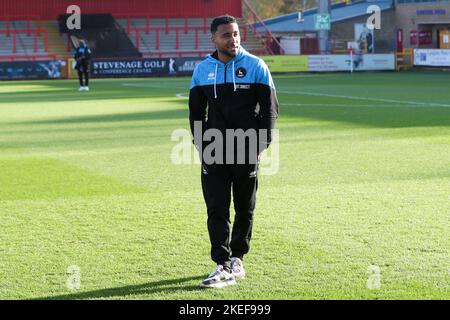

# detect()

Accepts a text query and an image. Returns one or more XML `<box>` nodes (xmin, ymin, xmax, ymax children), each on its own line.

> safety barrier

<box><xmin>396</xmin><ymin>48</ymin><xmax>413</xmax><ymax>71</ymax></box>
<box><xmin>0</xmin><ymin>29</ymin><xmax>48</xmax><ymax>53</ymax></box>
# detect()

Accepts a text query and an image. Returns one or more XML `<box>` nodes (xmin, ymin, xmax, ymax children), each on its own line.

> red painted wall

<box><xmin>0</xmin><ymin>0</ymin><xmax>242</xmax><ymax>19</ymax></box>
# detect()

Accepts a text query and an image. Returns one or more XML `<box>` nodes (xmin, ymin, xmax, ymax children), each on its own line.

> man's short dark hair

<box><xmin>210</xmin><ymin>15</ymin><xmax>238</xmax><ymax>34</ymax></box>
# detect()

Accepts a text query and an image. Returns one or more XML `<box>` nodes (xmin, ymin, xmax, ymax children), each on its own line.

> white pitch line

<box><xmin>120</xmin><ymin>82</ymin><xmax>450</xmax><ymax>108</ymax></box>
<box><xmin>176</xmin><ymin>93</ymin><xmax>188</xmax><ymax>98</ymax></box>
<box><xmin>122</xmin><ymin>83</ymin><xmax>185</xmax><ymax>89</ymax></box>
<box><xmin>283</xmin><ymin>103</ymin><xmax>445</xmax><ymax>108</ymax></box>
<box><xmin>279</xmin><ymin>90</ymin><xmax>450</xmax><ymax>108</ymax></box>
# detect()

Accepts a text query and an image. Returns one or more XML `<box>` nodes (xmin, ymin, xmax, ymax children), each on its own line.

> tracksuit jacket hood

<box><xmin>189</xmin><ymin>46</ymin><xmax>279</xmax><ymax>154</ymax></box>
<box><xmin>204</xmin><ymin>46</ymin><xmax>247</xmax><ymax>99</ymax></box>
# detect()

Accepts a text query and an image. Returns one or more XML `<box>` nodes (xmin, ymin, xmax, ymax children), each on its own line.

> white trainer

<box><xmin>200</xmin><ymin>265</ymin><xmax>236</xmax><ymax>288</ymax></box>
<box><xmin>231</xmin><ymin>257</ymin><xmax>245</xmax><ymax>280</ymax></box>
<box><xmin>79</xmin><ymin>86</ymin><xmax>84</xmax><ymax>91</ymax></box>
<box><xmin>84</xmin><ymin>86</ymin><xmax>90</xmax><ymax>91</ymax></box>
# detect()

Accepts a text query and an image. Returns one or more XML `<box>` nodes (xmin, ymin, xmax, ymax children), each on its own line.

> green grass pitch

<box><xmin>0</xmin><ymin>72</ymin><xmax>449</xmax><ymax>299</ymax></box>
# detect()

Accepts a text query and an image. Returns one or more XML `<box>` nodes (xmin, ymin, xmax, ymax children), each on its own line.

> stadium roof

<box><xmin>254</xmin><ymin>0</ymin><xmax>394</xmax><ymax>33</ymax></box>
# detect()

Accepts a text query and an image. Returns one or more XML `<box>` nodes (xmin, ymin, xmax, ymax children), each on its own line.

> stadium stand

<box><xmin>0</xmin><ymin>16</ymin><xmax>50</xmax><ymax>60</ymax></box>
<box><xmin>41</xmin><ymin>20</ymin><xmax>72</xmax><ymax>60</ymax></box>
<box><xmin>58</xmin><ymin>14</ymin><xmax>142</xmax><ymax>58</ymax></box>
<box><xmin>0</xmin><ymin>1</ymin><xmax>275</xmax><ymax>61</ymax></box>
<box><xmin>115</xmin><ymin>17</ymin><xmax>269</xmax><ymax>58</ymax></box>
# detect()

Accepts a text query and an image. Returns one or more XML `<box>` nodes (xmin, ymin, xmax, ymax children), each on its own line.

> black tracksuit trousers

<box><xmin>77</xmin><ymin>69</ymin><xmax>89</xmax><ymax>87</ymax></box>
<box><xmin>201</xmin><ymin>163</ymin><xmax>258</xmax><ymax>268</ymax></box>
<box><xmin>76</xmin><ymin>61</ymin><xmax>90</xmax><ymax>87</ymax></box>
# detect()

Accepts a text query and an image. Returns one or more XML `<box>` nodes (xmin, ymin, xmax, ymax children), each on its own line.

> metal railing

<box><xmin>127</xmin><ymin>25</ymin><xmax>247</xmax><ymax>51</ymax></box>
<box><xmin>142</xmin><ymin>50</ymin><xmax>211</xmax><ymax>58</ymax></box>
<box><xmin>242</xmin><ymin>0</ymin><xmax>285</xmax><ymax>55</ymax></box>
<box><xmin>0</xmin><ymin>54</ymin><xmax>56</xmax><ymax>62</ymax></box>
<box><xmin>112</xmin><ymin>14</ymin><xmax>211</xmax><ymax>35</ymax></box>
<box><xmin>396</xmin><ymin>48</ymin><xmax>413</xmax><ymax>71</ymax></box>
<box><xmin>111</xmin><ymin>15</ymin><xmax>257</xmax><ymax>56</ymax></box>
<box><xmin>0</xmin><ymin>14</ymin><xmax>41</xmax><ymax>35</ymax></box>
<box><xmin>130</xmin><ymin>26</ymin><xmax>208</xmax><ymax>51</ymax></box>
<box><xmin>0</xmin><ymin>29</ymin><xmax>48</xmax><ymax>53</ymax></box>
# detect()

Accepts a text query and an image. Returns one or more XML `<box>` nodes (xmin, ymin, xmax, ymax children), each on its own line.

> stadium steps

<box><xmin>57</xmin><ymin>14</ymin><xmax>141</xmax><ymax>59</ymax></box>
<box><xmin>41</xmin><ymin>20</ymin><xmax>72</xmax><ymax>60</ymax></box>
<box><xmin>236</xmin><ymin>18</ymin><xmax>270</xmax><ymax>55</ymax></box>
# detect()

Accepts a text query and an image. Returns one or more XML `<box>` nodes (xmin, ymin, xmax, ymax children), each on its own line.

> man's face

<box><xmin>212</xmin><ymin>23</ymin><xmax>240</xmax><ymax>58</ymax></box>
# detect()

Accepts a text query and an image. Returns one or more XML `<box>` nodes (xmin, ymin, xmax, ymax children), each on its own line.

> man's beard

<box><xmin>219</xmin><ymin>47</ymin><xmax>239</xmax><ymax>58</ymax></box>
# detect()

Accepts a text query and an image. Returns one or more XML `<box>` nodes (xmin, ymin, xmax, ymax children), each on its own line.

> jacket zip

<box><xmin>222</xmin><ymin>64</ymin><xmax>228</xmax><ymax>125</ymax></box>
<box><xmin>224</xmin><ymin>64</ymin><xmax>227</xmax><ymax>83</ymax></box>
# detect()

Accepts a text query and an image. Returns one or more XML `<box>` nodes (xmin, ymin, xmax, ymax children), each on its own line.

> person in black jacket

<box><xmin>189</xmin><ymin>15</ymin><xmax>279</xmax><ymax>288</ymax></box>
<box><xmin>74</xmin><ymin>40</ymin><xmax>92</xmax><ymax>91</ymax></box>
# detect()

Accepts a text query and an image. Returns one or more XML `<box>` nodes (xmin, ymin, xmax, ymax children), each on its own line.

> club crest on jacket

<box><xmin>235</xmin><ymin>67</ymin><xmax>247</xmax><ymax>78</ymax></box>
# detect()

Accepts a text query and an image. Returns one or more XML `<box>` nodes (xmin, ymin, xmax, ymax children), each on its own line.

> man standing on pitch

<box><xmin>189</xmin><ymin>15</ymin><xmax>279</xmax><ymax>288</ymax></box>
<box><xmin>74</xmin><ymin>40</ymin><xmax>92</xmax><ymax>91</ymax></box>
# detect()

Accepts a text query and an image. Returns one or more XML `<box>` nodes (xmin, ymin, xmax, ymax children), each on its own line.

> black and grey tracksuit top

<box><xmin>189</xmin><ymin>47</ymin><xmax>279</xmax><ymax>156</ymax></box>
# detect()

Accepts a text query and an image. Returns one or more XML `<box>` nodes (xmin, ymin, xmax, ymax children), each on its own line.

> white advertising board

<box><xmin>307</xmin><ymin>54</ymin><xmax>395</xmax><ymax>71</ymax></box>
<box><xmin>414</xmin><ymin>49</ymin><xmax>450</xmax><ymax>67</ymax></box>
